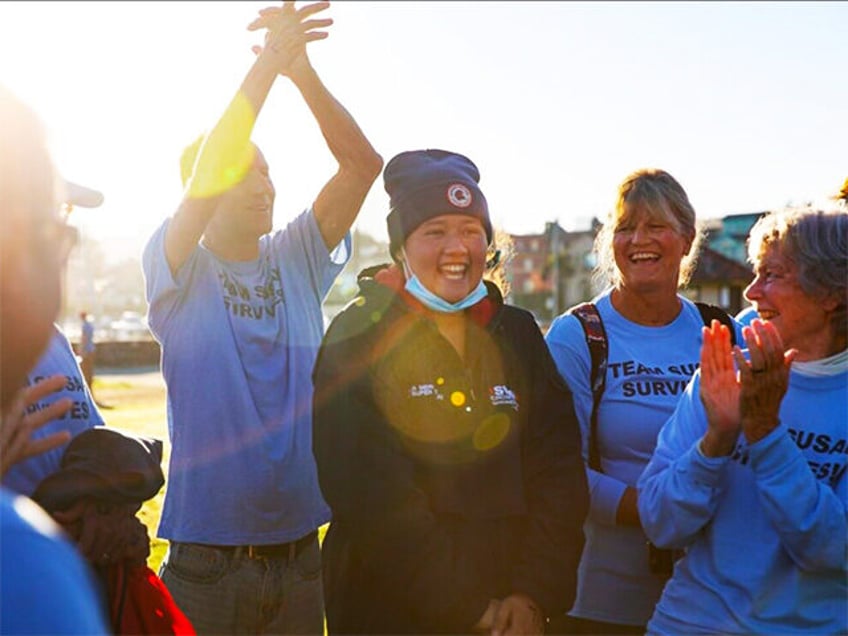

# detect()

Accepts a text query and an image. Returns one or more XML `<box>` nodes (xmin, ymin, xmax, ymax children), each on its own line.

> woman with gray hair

<box><xmin>545</xmin><ymin>168</ymin><xmax>739</xmax><ymax>634</ymax></box>
<box><xmin>638</xmin><ymin>206</ymin><xmax>847</xmax><ymax>634</ymax></box>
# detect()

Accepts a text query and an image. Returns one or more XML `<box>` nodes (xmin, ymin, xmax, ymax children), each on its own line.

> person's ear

<box><xmin>820</xmin><ymin>292</ymin><xmax>842</xmax><ymax>313</ymax></box>
<box><xmin>682</xmin><ymin>231</ymin><xmax>695</xmax><ymax>256</ymax></box>
<box><xmin>396</xmin><ymin>247</ymin><xmax>412</xmax><ymax>279</ymax></box>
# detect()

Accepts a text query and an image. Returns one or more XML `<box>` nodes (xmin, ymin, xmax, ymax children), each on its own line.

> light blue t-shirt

<box><xmin>545</xmin><ymin>291</ymin><xmax>742</xmax><ymax>626</ymax></box>
<box><xmin>2</xmin><ymin>326</ymin><xmax>104</xmax><ymax>497</ymax></box>
<box><xmin>0</xmin><ymin>488</ymin><xmax>109</xmax><ymax>634</ymax></box>
<box><xmin>143</xmin><ymin>208</ymin><xmax>349</xmax><ymax>544</ymax></box>
<box><xmin>638</xmin><ymin>368</ymin><xmax>848</xmax><ymax>635</ymax></box>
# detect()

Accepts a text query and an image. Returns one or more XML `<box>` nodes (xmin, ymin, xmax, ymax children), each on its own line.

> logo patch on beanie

<box><xmin>447</xmin><ymin>183</ymin><xmax>472</xmax><ymax>209</ymax></box>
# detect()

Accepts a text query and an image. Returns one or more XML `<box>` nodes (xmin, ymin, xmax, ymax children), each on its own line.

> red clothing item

<box><xmin>107</xmin><ymin>564</ymin><xmax>195</xmax><ymax>635</ymax></box>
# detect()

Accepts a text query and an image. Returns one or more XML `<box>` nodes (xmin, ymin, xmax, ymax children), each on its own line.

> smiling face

<box><xmin>401</xmin><ymin>214</ymin><xmax>488</xmax><ymax>303</ymax></box>
<box><xmin>205</xmin><ymin>146</ymin><xmax>276</xmax><ymax>247</ymax></box>
<box><xmin>612</xmin><ymin>204</ymin><xmax>693</xmax><ymax>295</ymax></box>
<box><xmin>744</xmin><ymin>245</ymin><xmax>837</xmax><ymax>359</ymax></box>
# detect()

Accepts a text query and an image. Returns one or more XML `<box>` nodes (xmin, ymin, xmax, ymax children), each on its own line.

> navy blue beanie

<box><xmin>384</xmin><ymin>149</ymin><xmax>492</xmax><ymax>257</ymax></box>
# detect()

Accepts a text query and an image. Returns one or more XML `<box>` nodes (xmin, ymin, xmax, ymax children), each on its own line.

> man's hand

<box><xmin>1</xmin><ymin>375</ymin><xmax>71</xmax><ymax>476</ymax></box>
<box><xmin>490</xmin><ymin>593</ymin><xmax>544</xmax><ymax>636</ymax></box>
<box><xmin>698</xmin><ymin>320</ymin><xmax>742</xmax><ymax>457</ymax></box>
<box><xmin>247</xmin><ymin>1</ymin><xmax>333</xmax><ymax>79</ymax></box>
<box><xmin>53</xmin><ymin>499</ymin><xmax>151</xmax><ymax>568</ymax></box>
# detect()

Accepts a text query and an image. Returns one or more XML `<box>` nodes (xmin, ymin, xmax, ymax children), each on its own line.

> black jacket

<box><xmin>312</xmin><ymin>266</ymin><xmax>588</xmax><ymax>634</ymax></box>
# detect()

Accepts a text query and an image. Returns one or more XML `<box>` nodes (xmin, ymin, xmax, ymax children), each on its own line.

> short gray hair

<box><xmin>748</xmin><ymin>206</ymin><xmax>847</xmax><ymax>341</ymax></box>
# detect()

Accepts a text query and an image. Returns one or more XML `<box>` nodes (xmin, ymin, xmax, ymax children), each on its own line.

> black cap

<box><xmin>31</xmin><ymin>428</ymin><xmax>164</xmax><ymax>512</ymax></box>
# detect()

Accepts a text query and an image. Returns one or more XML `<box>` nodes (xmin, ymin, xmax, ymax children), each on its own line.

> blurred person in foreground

<box><xmin>312</xmin><ymin>149</ymin><xmax>588</xmax><ymax>635</ymax></box>
<box><xmin>0</xmin><ymin>83</ymin><xmax>109</xmax><ymax>634</ymax></box>
<box><xmin>638</xmin><ymin>206</ymin><xmax>847</xmax><ymax>634</ymax></box>
<box><xmin>4</xmin><ymin>184</ymin><xmax>104</xmax><ymax>498</ymax></box>
<box><xmin>3</xmin><ymin>182</ymin><xmax>153</xmax><ymax>596</ymax></box>
<box><xmin>142</xmin><ymin>2</ymin><xmax>381</xmax><ymax>633</ymax></box>
<box><xmin>545</xmin><ymin>169</ymin><xmax>740</xmax><ymax>634</ymax></box>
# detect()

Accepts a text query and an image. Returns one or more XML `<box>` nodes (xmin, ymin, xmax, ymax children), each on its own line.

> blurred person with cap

<box><xmin>141</xmin><ymin>2</ymin><xmax>381</xmax><ymax>633</ymax></box>
<box><xmin>0</xmin><ymin>83</ymin><xmax>109</xmax><ymax>634</ymax></box>
<box><xmin>312</xmin><ymin>148</ymin><xmax>588</xmax><ymax>635</ymax></box>
<box><xmin>3</xmin><ymin>179</ymin><xmax>105</xmax><ymax>496</ymax></box>
<box><xmin>3</xmin><ymin>179</ymin><xmax>152</xmax><ymax>582</ymax></box>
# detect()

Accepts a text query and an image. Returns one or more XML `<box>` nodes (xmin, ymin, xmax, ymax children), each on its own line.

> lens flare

<box><xmin>473</xmin><ymin>413</ymin><xmax>510</xmax><ymax>451</ymax></box>
<box><xmin>183</xmin><ymin>92</ymin><xmax>257</xmax><ymax>199</ymax></box>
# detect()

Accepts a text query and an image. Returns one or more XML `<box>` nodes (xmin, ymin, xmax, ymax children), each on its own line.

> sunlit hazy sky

<box><xmin>1</xmin><ymin>1</ymin><xmax>844</xmax><ymax>262</ymax></box>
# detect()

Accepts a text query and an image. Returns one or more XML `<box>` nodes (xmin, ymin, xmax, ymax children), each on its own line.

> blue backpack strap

<box><xmin>567</xmin><ymin>302</ymin><xmax>607</xmax><ymax>473</ymax></box>
<box><xmin>694</xmin><ymin>302</ymin><xmax>737</xmax><ymax>347</ymax></box>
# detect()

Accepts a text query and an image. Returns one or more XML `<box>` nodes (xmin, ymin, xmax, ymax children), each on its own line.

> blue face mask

<box><xmin>404</xmin><ymin>274</ymin><xmax>488</xmax><ymax>313</ymax></box>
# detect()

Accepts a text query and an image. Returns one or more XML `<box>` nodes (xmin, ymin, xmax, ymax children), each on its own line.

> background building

<box><xmin>504</xmin><ymin>212</ymin><xmax>765</xmax><ymax>329</ymax></box>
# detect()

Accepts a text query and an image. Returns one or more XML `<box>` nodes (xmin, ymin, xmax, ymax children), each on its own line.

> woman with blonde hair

<box><xmin>545</xmin><ymin>168</ymin><xmax>739</xmax><ymax>633</ymax></box>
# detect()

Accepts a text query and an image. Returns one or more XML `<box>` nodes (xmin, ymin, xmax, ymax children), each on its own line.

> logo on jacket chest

<box><xmin>490</xmin><ymin>385</ymin><xmax>519</xmax><ymax>411</ymax></box>
<box><xmin>410</xmin><ymin>383</ymin><xmax>441</xmax><ymax>399</ymax></box>
<box><xmin>407</xmin><ymin>381</ymin><xmax>519</xmax><ymax>412</ymax></box>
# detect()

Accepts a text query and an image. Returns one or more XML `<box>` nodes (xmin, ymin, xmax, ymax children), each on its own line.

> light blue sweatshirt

<box><xmin>638</xmin><ymin>367</ymin><xmax>847</xmax><ymax>634</ymax></box>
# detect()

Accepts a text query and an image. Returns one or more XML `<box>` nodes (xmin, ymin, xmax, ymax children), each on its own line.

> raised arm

<box><xmin>250</xmin><ymin>2</ymin><xmax>383</xmax><ymax>250</ymax></box>
<box><xmin>164</xmin><ymin>1</ymin><xmax>333</xmax><ymax>274</ymax></box>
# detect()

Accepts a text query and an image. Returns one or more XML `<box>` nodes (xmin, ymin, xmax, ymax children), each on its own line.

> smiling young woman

<box><xmin>312</xmin><ymin>149</ymin><xmax>588</xmax><ymax>636</ymax></box>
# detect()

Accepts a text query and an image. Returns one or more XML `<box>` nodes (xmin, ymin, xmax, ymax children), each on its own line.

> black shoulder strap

<box><xmin>567</xmin><ymin>302</ymin><xmax>607</xmax><ymax>472</ymax></box>
<box><xmin>694</xmin><ymin>302</ymin><xmax>737</xmax><ymax>347</ymax></box>
<box><xmin>568</xmin><ymin>300</ymin><xmax>734</xmax><ymax>474</ymax></box>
